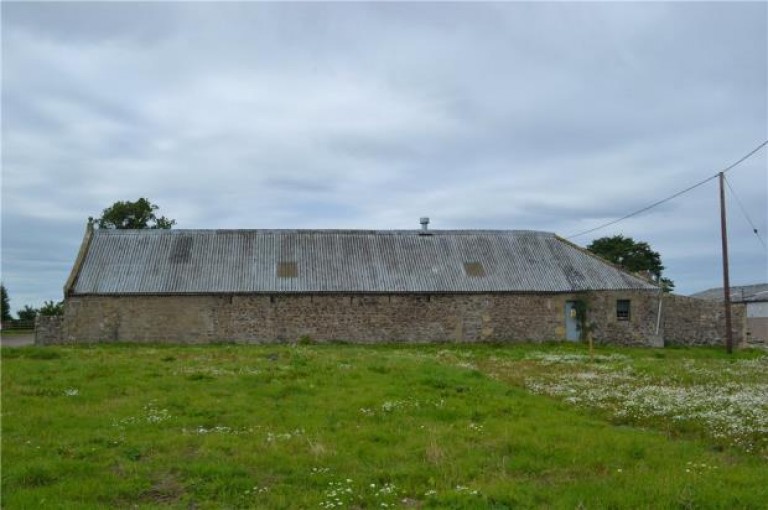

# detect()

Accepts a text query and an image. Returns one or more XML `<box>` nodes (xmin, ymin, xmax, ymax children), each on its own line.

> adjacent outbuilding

<box><xmin>691</xmin><ymin>284</ymin><xmax>768</xmax><ymax>346</ymax></box>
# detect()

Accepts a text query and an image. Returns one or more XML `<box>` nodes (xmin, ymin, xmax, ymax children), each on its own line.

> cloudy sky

<box><xmin>2</xmin><ymin>1</ymin><xmax>766</xmax><ymax>311</ymax></box>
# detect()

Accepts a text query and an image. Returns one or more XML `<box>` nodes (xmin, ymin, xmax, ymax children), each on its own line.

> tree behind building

<box><xmin>90</xmin><ymin>198</ymin><xmax>176</xmax><ymax>230</ymax></box>
<box><xmin>587</xmin><ymin>235</ymin><xmax>675</xmax><ymax>291</ymax></box>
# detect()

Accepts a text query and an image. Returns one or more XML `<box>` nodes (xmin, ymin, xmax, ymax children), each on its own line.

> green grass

<box><xmin>2</xmin><ymin>343</ymin><xmax>766</xmax><ymax>509</ymax></box>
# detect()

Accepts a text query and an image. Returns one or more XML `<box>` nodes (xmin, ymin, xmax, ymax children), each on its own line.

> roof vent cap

<box><xmin>419</xmin><ymin>217</ymin><xmax>430</xmax><ymax>231</ymax></box>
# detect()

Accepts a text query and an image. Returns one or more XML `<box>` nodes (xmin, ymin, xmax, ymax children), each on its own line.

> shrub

<box><xmin>39</xmin><ymin>300</ymin><xmax>64</xmax><ymax>317</ymax></box>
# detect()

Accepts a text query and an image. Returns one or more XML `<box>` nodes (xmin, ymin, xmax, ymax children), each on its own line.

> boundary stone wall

<box><xmin>35</xmin><ymin>315</ymin><xmax>64</xmax><ymax>345</ymax></box>
<box><xmin>661</xmin><ymin>295</ymin><xmax>746</xmax><ymax>346</ymax></box>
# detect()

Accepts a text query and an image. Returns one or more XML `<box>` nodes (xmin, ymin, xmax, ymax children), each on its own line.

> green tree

<box><xmin>1</xmin><ymin>284</ymin><xmax>12</xmax><ymax>323</ymax></box>
<box><xmin>91</xmin><ymin>198</ymin><xmax>176</xmax><ymax>230</ymax></box>
<box><xmin>587</xmin><ymin>235</ymin><xmax>675</xmax><ymax>292</ymax></box>
<box><xmin>17</xmin><ymin>305</ymin><xmax>38</xmax><ymax>322</ymax></box>
<box><xmin>39</xmin><ymin>300</ymin><xmax>64</xmax><ymax>317</ymax></box>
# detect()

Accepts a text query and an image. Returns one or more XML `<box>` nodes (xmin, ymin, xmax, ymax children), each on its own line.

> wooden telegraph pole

<box><xmin>718</xmin><ymin>172</ymin><xmax>734</xmax><ymax>354</ymax></box>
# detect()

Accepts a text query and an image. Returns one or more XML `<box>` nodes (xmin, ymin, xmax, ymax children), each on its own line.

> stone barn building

<box><xmin>45</xmin><ymin>223</ymin><xmax>744</xmax><ymax>346</ymax></box>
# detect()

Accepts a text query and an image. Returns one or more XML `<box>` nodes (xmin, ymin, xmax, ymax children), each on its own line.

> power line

<box><xmin>724</xmin><ymin>175</ymin><xmax>767</xmax><ymax>250</ymax></box>
<box><xmin>566</xmin><ymin>139</ymin><xmax>768</xmax><ymax>240</ymax></box>
<box><xmin>566</xmin><ymin>175</ymin><xmax>716</xmax><ymax>239</ymax></box>
<box><xmin>722</xmin><ymin>139</ymin><xmax>768</xmax><ymax>174</ymax></box>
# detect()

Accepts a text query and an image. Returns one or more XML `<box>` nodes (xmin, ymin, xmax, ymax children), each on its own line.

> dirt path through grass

<box><xmin>0</xmin><ymin>332</ymin><xmax>34</xmax><ymax>347</ymax></box>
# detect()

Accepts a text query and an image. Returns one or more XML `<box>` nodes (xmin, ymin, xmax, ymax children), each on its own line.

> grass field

<box><xmin>2</xmin><ymin>342</ymin><xmax>767</xmax><ymax>509</ymax></box>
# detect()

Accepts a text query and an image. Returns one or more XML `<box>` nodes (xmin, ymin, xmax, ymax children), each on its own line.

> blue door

<box><xmin>565</xmin><ymin>301</ymin><xmax>580</xmax><ymax>341</ymax></box>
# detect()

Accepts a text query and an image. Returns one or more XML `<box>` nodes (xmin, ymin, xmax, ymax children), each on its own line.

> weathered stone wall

<box><xmin>61</xmin><ymin>291</ymin><xmax>745</xmax><ymax>347</ymax></box>
<box><xmin>661</xmin><ymin>294</ymin><xmax>746</xmax><ymax>347</ymax></box>
<box><xmin>64</xmin><ymin>291</ymin><xmax>662</xmax><ymax>344</ymax></box>
<box><xmin>35</xmin><ymin>315</ymin><xmax>64</xmax><ymax>345</ymax></box>
<box><xmin>579</xmin><ymin>291</ymin><xmax>662</xmax><ymax>346</ymax></box>
<box><xmin>218</xmin><ymin>293</ymin><xmax>567</xmax><ymax>343</ymax></box>
<box><xmin>64</xmin><ymin>296</ymin><xmax>217</xmax><ymax>344</ymax></box>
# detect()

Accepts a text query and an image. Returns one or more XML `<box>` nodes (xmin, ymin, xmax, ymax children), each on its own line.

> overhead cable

<box><xmin>722</xmin><ymin>139</ymin><xmax>768</xmax><ymax>174</ymax></box>
<box><xmin>566</xmin><ymin>175</ymin><xmax>717</xmax><ymax>239</ymax></box>
<box><xmin>724</xmin><ymin>175</ymin><xmax>767</xmax><ymax>250</ymax></box>
<box><xmin>566</xmin><ymin>139</ymin><xmax>768</xmax><ymax>240</ymax></box>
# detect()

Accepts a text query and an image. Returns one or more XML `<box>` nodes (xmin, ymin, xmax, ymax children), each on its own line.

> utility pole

<box><xmin>719</xmin><ymin>172</ymin><xmax>734</xmax><ymax>354</ymax></box>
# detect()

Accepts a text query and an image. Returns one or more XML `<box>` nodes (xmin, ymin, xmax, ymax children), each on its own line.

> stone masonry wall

<box><xmin>62</xmin><ymin>291</ymin><xmax>744</xmax><ymax>346</ymax></box>
<box><xmin>583</xmin><ymin>291</ymin><xmax>663</xmax><ymax>347</ymax></box>
<box><xmin>63</xmin><ymin>295</ymin><xmax>217</xmax><ymax>344</ymax></box>
<box><xmin>661</xmin><ymin>294</ymin><xmax>746</xmax><ymax>346</ymax></box>
<box><xmin>35</xmin><ymin>315</ymin><xmax>64</xmax><ymax>345</ymax></box>
<box><xmin>218</xmin><ymin>293</ymin><xmax>567</xmax><ymax>343</ymax></box>
<box><xmin>64</xmin><ymin>291</ymin><xmax>662</xmax><ymax>344</ymax></box>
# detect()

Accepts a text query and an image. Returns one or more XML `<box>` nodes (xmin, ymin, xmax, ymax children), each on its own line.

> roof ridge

<box><xmin>92</xmin><ymin>228</ymin><xmax>557</xmax><ymax>236</ymax></box>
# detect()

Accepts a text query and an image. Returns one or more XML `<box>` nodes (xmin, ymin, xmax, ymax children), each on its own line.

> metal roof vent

<box><xmin>419</xmin><ymin>217</ymin><xmax>430</xmax><ymax>234</ymax></box>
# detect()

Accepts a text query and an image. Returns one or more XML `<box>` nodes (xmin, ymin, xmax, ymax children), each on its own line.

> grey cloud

<box><xmin>1</xmin><ymin>213</ymin><xmax>85</xmax><ymax>310</ymax></box>
<box><xmin>2</xmin><ymin>2</ymin><xmax>766</xmax><ymax>308</ymax></box>
<box><xmin>2</xmin><ymin>2</ymin><xmax>182</xmax><ymax>45</ymax></box>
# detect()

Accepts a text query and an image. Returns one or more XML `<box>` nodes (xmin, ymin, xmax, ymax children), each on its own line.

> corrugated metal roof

<box><xmin>691</xmin><ymin>283</ymin><xmax>768</xmax><ymax>303</ymax></box>
<box><xmin>70</xmin><ymin>229</ymin><xmax>658</xmax><ymax>295</ymax></box>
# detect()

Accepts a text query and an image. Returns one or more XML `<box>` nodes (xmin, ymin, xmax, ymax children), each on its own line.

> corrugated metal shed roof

<box><xmin>69</xmin><ymin>229</ymin><xmax>658</xmax><ymax>295</ymax></box>
<box><xmin>691</xmin><ymin>283</ymin><xmax>768</xmax><ymax>303</ymax></box>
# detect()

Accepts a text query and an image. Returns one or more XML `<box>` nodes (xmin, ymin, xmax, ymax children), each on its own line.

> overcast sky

<box><xmin>2</xmin><ymin>1</ymin><xmax>766</xmax><ymax>311</ymax></box>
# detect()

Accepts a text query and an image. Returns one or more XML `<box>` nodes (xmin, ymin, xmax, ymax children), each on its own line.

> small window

<box><xmin>277</xmin><ymin>261</ymin><xmax>298</xmax><ymax>278</ymax></box>
<box><xmin>617</xmin><ymin>300</ymin><xmax>630</xmax><ymax>321</ymax></box>
<box><xmin>463</xmin><ymin>262</ymin><xmax>485</xmax><ymax>277</ymax></box>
